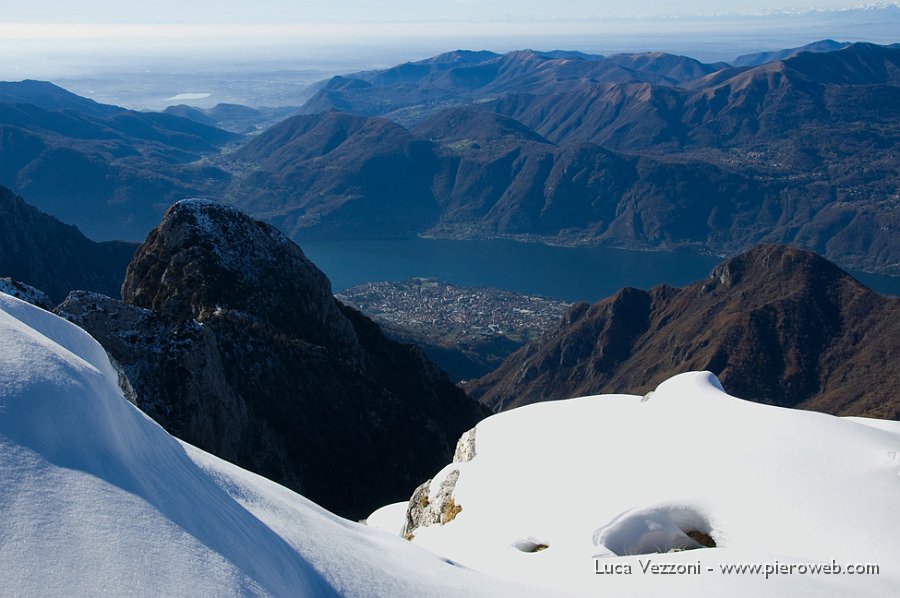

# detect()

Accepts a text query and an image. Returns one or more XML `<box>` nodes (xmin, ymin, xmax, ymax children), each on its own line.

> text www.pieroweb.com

<box><xmin>594</xmin><ymin>559</ymin><xmax>880</xmax><ymax>578</ymax></box>
<box><xmin>718</xmin><ymin>560</ymin><xmax>879</xmax><ymax>579</ymax></box>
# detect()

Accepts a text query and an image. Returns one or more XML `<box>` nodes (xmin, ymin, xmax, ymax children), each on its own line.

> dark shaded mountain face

<box><xmin>466</xmin><ymin>245</ymin><xmax>900</xmax><ymax>420</ymax></box>
<box><xmin>0</xmin><ymin>81</ymin><xmax>239</xmax><ymax>240</ymax></box>
<box><xmin>227</xmin><ymin>111</ymin><xmax>444</xmax><ymax>238</ymax></box>
<box><xmin>57</xmin><ymin>199</ymin><xmax>486</xmax><ymax>519</ymax></box>
<box><xmin>0</xmin><ymin>186</ymin><xmax>136</xmax><ymax>302</ymax></box>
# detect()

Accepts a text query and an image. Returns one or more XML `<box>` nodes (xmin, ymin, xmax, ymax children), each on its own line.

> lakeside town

<box><xmin>337</xmin><ymin>278</ymin><xmax>571</xmax><ymax>345</ymax></box>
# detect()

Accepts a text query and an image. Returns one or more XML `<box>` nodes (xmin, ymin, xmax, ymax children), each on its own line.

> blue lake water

<box><xmin>299</xmin><ymin>238</ymin><xmax>900</xmax><ymax>302</ymax></box>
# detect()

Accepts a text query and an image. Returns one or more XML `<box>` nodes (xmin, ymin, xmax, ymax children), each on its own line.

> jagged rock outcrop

<box><xmin>62</xmin><ymin>199</ymin><xmax>487</xmax><ymax>519</ymax></box>
<box><xmin>467</xmin><ymin>244</ymin><xmax>900</xmax><ymax>419</ymax></box>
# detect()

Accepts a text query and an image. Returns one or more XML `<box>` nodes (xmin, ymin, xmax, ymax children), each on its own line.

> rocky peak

<box><xmin>469</xmin><ymin>244</ymin><xmax>900</xmax><ymax>419</ymax></box>
<box><xmin>66</xmin><ymin>200</ymin><xmax>486</xmax><ymax>519</ymax></box>
<box><xmin>123</xmin><ymin>198</ymin><xmax>360</xmax><ymax>358</ymax></box>
<box><xmin>709</xmin><ymin>244</ymin><xmax>852</xmax><ymax>291</ymax></box>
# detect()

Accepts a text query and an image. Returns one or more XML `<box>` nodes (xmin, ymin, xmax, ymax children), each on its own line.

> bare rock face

<box><xmin>453</xmin><ymin>427</ymin><xmax>477</xmax><ymax>464</ymax></box>
<box><xmin>122</xmin><ymin>199</ymin><xmax>362</xmax><ymax>362</ymax></box>
<box><xmin>63</xmin><ymin>199</ymin><xmax>488</xmax><ymax>519</ymax></box>
<box><xmin>55</xmin><ymin>291</ymin><xmax>253</xmax><ymax>465</ymax></box>
<box><xmin>403</xmin><ymin>469</ymin><xmax>463</xmax><ymax>539</ymax></box>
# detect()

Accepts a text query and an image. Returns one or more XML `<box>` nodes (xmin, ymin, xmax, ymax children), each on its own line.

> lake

<box><xmin>298</xmin><ymin>238</ymin><xmax>900</xmax><ymax>302</ymax></box>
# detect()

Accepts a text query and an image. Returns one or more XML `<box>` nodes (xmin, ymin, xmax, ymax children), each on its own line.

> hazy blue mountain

<box><xmin>0</xmin><ymin>79</ymin><xmax>124</xmax><ymax>119</ymax></box>
<box><xmin>732</xmin><ymin>39</ymin><xmax>851</xmax><ymax>67</ymax></box>
<box><xmin>299</xmin><ymin>49</ymin><xmax>722</xmax><ymax>126</ymax></box>
<box><xmin>164</xmin><ymin>102</ymin><xmax>300</xmax><ymax>133</ymax></box>
<box><xmin>0</xmin><ymin>82</ymin><xmax>239</xmax><ymax>240</ymax></box>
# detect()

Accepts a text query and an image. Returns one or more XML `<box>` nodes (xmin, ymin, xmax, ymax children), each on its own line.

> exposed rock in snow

<box><xmin>453</xmin><ymin>427</ymin><xmax>477</xmax><ymax>463</ymax></box>
<box><xmin>403</xmin><ymin>469</ymin><xmax>463</xmax><ymax>539</ymax></box>
<box><xmin>401</xmin><ymin>426</ymin><xmax>477</xmax><ymax>538</ymax></box>
<box><xmin>0</xmin><ymin>277</ymin><xmax>52</xmax><ymax>309</ymax></box>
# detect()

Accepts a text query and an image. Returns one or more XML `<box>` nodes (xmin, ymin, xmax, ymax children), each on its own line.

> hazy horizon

<box><xmin>5</xmin><ymin>1</ymin><xmax>896</xmax><ymax>23</ymax></box>
<box><xmin>3</xmin><ymin>3</ymin><xmax>899</xmax><ymax>109</ymax></box>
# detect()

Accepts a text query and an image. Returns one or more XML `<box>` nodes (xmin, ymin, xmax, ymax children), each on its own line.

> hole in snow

<box><xmin>594</xmin><ymin>504</ymin><xmax>717</xmax><ymax>556</ymax></box>
<box><xmin>513</xmin><ymin>538</ymin><xmax>550</xmax><ymax>553</ymax></box>
<box><xmin>686</xmin><ymin>529</ymin><xmax>716</xmax><ymax>548</ymax></box>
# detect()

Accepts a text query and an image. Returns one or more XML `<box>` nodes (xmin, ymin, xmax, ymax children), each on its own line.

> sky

<box><xmin>2</xmin><ymin>1</ymin><xmax>898</xmax><ymax>100</ymax></box>
<box><xmin>1</xmin><ymin>1</ymin><xmax>884</xmax><ymax>23</ymax></box>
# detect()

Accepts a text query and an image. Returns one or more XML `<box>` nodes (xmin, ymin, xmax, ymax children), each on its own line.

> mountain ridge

<box><xmin>0</xmin><ymin>81</ymin><xmax>238</xmax><ymax>240</ymax></box>
<box><xmin>466</xmin><ymin>244</ymin><xmax>900</xmax><ymax>419</ymax></box>
<box><xmin>222</xmin><ymin>42</ymin><xmax>900</xmax><ymax>275</ymax></box>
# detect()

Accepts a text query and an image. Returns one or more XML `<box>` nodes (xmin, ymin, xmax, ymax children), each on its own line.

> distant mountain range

<box><xmin>298</xmin><ymin>49</ymin><xmax>724</xmax><ymax>126</ymax></box>
<box><xmin>731</xmin><ymin>39</ymin><xmax>852</xmax><ymax>67</ymax></box>
<box><xmin>163</xmin><ymin>102</ymin><xmax>299</xmax><ymax>134</ymax></box>
<box><xmin>220</xmin><ymin>42</ymin><xmax>900</xmax><ymax>275</ymax></box>
<box><xmin>1</xmin><ymin>41</ymin><xmax>899</xmax><ymax>277</ymax></box>
<box><xmin>466</xmin><ymin>244</ymin><xmax>900</xmax><ymax>420</ymax></box>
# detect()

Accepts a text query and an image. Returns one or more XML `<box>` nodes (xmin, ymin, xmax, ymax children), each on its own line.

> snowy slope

<box><xmin>383</xmin><ymin>373</ymin><xmax>900</xmax><ymax>597</ymax></box>
<box><xmin>0</xmin><ymin>292</ymin><xmax>543</xmax><ymax>597</ymax></box>
<box><xmin>2</xmin><ymin>288</ymin><xmax>898</xmax><ymax>597</ymax></box>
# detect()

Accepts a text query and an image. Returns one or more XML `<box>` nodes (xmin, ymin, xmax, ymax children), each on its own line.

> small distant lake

<box><xmin>299</xmin><ymin>237</ymin><xmax>900</xmax><ymax>302</ymax></box>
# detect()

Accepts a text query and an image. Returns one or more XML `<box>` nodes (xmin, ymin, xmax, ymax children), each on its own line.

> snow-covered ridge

<box><xmin>0</xmin><ymin>292</ymin><xmax>533</xmax><ymax>597</ymax></box>
<box><xmin>0</xmin><ymin>292</ymin><xmax>333</xmax><ymax>596</ymax></box>
<box><xmin>375</xmin><ymin>372</ymin><xmax>900</xmax><ymax>596</ymax></box>
<box><xmin>2</xmin><ymin>289</ymin><xmax>898</xmax><ymax>597</ymax></box>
